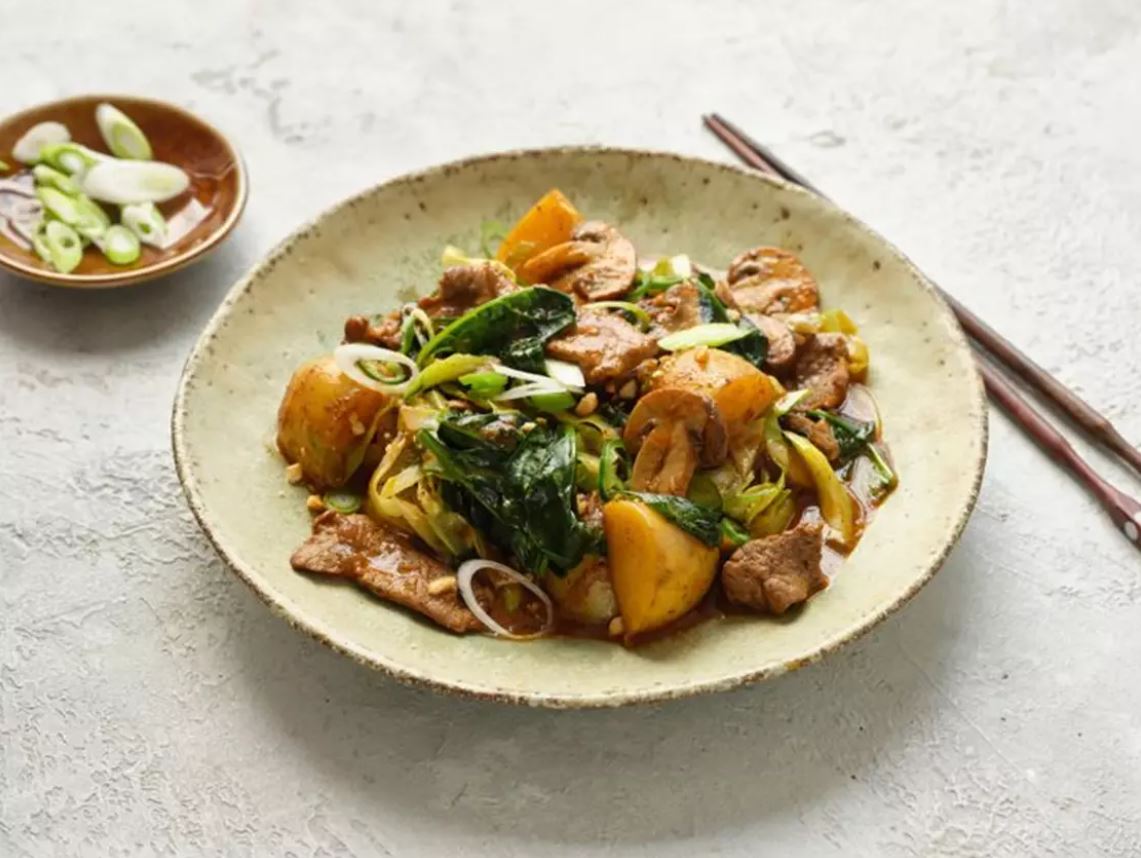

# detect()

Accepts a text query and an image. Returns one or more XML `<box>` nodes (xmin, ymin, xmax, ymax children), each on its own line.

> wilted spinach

<box><xmin>416</xmin><ymin>287</ymin><xmax>575</xmax><ymax>373</ymax></box>
<box><xmin>421</xmin><ymin>415</ymin><xmax>601</xmax><ymax>574</ymax></box>
<box><xmin>807</xmin><ymin>410</ymin><xmax>897</xmax><ymax>494</ymax></box>
<box><xmin>621</xmin><ymin>491</ymin><xmax>722</xmax><ymax>546</ymax></box>
<box><xmin>694</xmin><ymin>272</ymin><xmax>768</xmax><ymax>370</ymax></box>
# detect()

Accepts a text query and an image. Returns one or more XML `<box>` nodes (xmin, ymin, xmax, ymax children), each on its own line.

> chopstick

<box><xmin>703</xmin><ymin>113</ymin><xmax>1141</xmax><ymax>550</ymax></box>
<box><xmin>703</xmin><ymin>112</ymin><xmax>1141</xmax><ymax>478</ymax></box>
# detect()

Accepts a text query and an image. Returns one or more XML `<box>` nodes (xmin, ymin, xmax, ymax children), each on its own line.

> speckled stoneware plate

<box><xmin>0</xmin><ymin>94</ymin><xmax>247</xmax><ymax>288</ymax></box>
<box><xmin>172</xmin><ymin>147</ymin><xmax>987</xmax><ymax>708</ymax></box>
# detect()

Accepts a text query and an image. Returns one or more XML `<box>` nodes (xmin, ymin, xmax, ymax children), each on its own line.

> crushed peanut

<box><xmin>726</xmin><ymin>308</ymin><xmax>741</xmax><ymax>322</ymax></box>
<box><xmin>349</xmin><ymin>413</ymin><xmax>367</xmax><ymax>436</ymax></box>
<box><xmin>574</xmin><ymin>392</ymin><xmax>599</xmax><ymax>417</ymax></box>
<box><xmin>694</xmin><ymin>346</ymin><xmax>711</xmax><ymax>367</ymax></box>
<box><xmin>285</xmin><ymin>462</ymin><xmax>304</xmax><ymax>484</ymax></box>
<box><xmin>306</xmin><ymin>494</ymin><xmax>325</xmax><ymax>513</ymax></box>
<box><xmin>521</xmin><ymin>421</ymin><xmax>537</xmax><ymax>433</ymax></box>
<box><xmin>427</xmin><ymin>575</ymin><xmax>458</xmax><ymax>596</ymax></box>
<box><xmin>608</xmin><ymin>616</ymin><xmax>625</xmax><ymax>638</ymax></box>
<box><xmin>618</xmin><ymin>380</ymin><xmax>637</xmax><ymax>400</ymax></box>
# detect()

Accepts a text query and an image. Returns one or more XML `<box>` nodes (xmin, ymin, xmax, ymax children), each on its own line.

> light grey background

<box><xmin>3</xmin><ymin>1</ymin><xmax>1140</xmax><ymax>855</ymax></box>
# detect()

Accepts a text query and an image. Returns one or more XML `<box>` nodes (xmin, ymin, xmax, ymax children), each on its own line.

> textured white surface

<box><xmin>2</xmin><ymin>1</ymin><xmax>1139</xmax><ymax>855</ymax></box>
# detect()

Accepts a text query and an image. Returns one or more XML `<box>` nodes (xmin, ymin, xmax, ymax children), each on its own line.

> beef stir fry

<box><xmin>276</xmin><ymin>189</ymin><xmax>897</xmax><ymax>644</ymax></box>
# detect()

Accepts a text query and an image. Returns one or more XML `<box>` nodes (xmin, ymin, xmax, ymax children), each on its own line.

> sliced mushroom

<box><xmin>746</xmin><ymin>312</ymin><xmax>797</xmax><ymax>375</ymax></box>
<box><xmin>727</xmin><ymin>246</ymin><xmax>819</xmax><ymax>315</ymax></box>
<box><xmin>623</xmin><ymin>387</ymin><xmax>728</xmax><ymax>495</ymax></box>
<box><xmin>518</xmin><ymin>220</ymin><xmax>637</xmax><ymax>301</ymax></box>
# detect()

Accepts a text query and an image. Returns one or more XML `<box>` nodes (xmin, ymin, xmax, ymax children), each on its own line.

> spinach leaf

<box><xmin>694</xmin><ymin>273</ymin><xmax>769</xmax><ymax>370</ymax></box>
<box><xmin>416</xmin><ymin>287</ymin><xmax>575</xmax><ymax>373</ymax></box>
<box><xmin>807</xmin><ymin>410</ymin><xmax>874</xmax><ymax>463</ymax></box>
<box><xmin>622</xmin><ymin>491</ymin><xmax>722</xmax><ymax>546</ymax></box>
<box><xmin>596</xmin><ymin>399</ymin><xmax>632</xmax><ymax>430</ymax></box>
<box><xmin>421</xmin><ymin>419</ymin><xmax>600</xmax><ymax>574</ymax></box>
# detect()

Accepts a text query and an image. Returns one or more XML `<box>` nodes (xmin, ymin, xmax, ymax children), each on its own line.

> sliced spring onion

<box><xmin>32</xmin><ymin>164</ymin><xmax>79</xmax><ymax>195</ymax></box>
<box><xmin>120</xmin><ymin>201</ymin><xmax>166</xmax><ymax>248</ymax></box>
<box><xmin>652</xmin><ymin>253</ymin><xmax>692</xmax><ymax>280</ymax></box>
<box><xmin>598</xmin><ymin>439</ymin><xmax>629</xmax><ymax>500</ymax></box>
<box><xmin>583</xmin><ymin>300</ymin><xmax>652</xmax><ymax>330</ymax></box>
<box><xmin>32</xmin><ymin>231</ymin><xmax>52</xmax><ymax>263</ymax></box>
<box><xmin>334</xmin><ymin>343</ymin><xmax>419</xmax><ymax>395</ymax></box>
<box><xmin>73</xmin><ymin>195</ymin><xmax>111</xmax><ymax>240</ymax></box>
<box><xmin>81</xmin><ymin>159</ymin><xmax>190</xmax><ymax>205</ymax></box>
<box><xmin>36</xmin><ymin>187</ymin><xmax>83</xmax><ymax>224</ymax></box>
<box><xmin>322</xmin><ymin>490</ymin><xmax>362</xmax><ymax>514</ymax></box>
<box><xmin>784</xmin><ymin>431</ymin><xmax>857</xmax><ymax>546</ymax></box>
<box><xmin>543</xmin><ymin>358</ymin><xmax>585</xmax><ymax>390</ymax></box>
<box><xmin>39</xmin><ymin>143</ymin><xmax>104</xmax><ymax>176</ymax></box>
<box><xmin>97</xmin><ymin>224</ymin><xmax>141</xmax><ymax>265</ymax></box>
<box><xmin>720</xmin><ymin>517</ymin><xmax>750</xmax><ymax>548</ymax></box>
<box><xmin>493</xmin><ymin>381</ymin><xmax>566</xmax><ymax>402</ymax></box>
<box><xmin>456</xmin><ymin>559</ymin><xmax>554</xmax><ymax>640</ymax></box>
<box><xmin>658</xmin><ymin>322</ymin><xmax>750</xmax><ymax>351</ymax></box>
<box><xmin>0</xmin><ymin>160</ymin><xmax>10</xmax><ymax>173</ymax></box>
<box><xmin>95</xmin><ymin>102</ymin><xmax>153</xmax><ymax>160</ymax></box>
<box><xmin>12</xmin><ymin>121</ymin><xmax>70</xmax><ymax>164</ymax></box>
<box><xmin>773</xmin><ymin>389</ymin><xmax>810</xmax><ymax>417</ymax></box>
<box><xmin>42</xmin><ymin>220</ymin><xmax>83</xmax><ymax>273</ymax></box>
<box><xmin>459</xmin><ymin>370</ymin><xmax>508</xmax><ymax>399</ymax></box>
<box><xmin>528</xmin><ymin>390</ymin><xmax>576</xmax><ymax>413</ymax></box>
<box><xmin>403</xmin><ymin>353</ymin><xmax>488</xmax><ymax>398</ymax></box>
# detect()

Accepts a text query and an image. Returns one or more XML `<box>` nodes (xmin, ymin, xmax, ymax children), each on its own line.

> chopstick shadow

<box><xmin>0</xmin><ymin>239</ymin><xmax>245</xmax><ymax>355</ymax></box>
<box><xmin>226</xmin><ymin>532</ymin><xmax>975</xmax><ymax>847</ymax></box>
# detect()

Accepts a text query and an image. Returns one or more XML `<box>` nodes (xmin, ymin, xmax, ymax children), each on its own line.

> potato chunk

<box><xmin>276</xmin><ymin>355</ymin><xmax>390</xmax><ymax>489</ymax></box>
<box><xmin>602</xmin><ymin>499</ymin><xmax>719</xmax><ymax>638</ymax></box>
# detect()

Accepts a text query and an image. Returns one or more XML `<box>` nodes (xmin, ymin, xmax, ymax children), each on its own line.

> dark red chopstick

<box><xmin>704</xmin><ymin>112</ymin><xmax>1141</xmax><ymax>479</ymax></box>
<box><xmin>704</xmin><ymin>113</ymin><xmax>1141</xmax><ymax>551</ymax></box>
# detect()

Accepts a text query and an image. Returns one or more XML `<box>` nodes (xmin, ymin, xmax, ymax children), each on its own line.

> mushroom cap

<box><xmin>624</xmin><ymin>387</ymin><xmax>729</xmax><ymax>470</ymax></box>
<box><xmin>518</xmin><ymin>220</ymin><xmax>636</xmax><ymax>301</ymax></box>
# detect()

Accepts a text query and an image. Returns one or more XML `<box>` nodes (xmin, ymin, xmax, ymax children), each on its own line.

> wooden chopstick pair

<box><xmin>703</xmin><ymin>113</ymin><xmax>1141</xmax><ymax>550</ymax></box>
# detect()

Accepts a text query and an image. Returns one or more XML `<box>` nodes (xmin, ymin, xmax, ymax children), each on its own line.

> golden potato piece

<box><xmin>276</xmin><ymin>355</ymin><xmax>391</xmax><ymax>489</ymax></box>
<box><xmin>651</xmin><ymin>348</ymin><xmax>775</xmax><ymax>434</ymax></box>
<box><xmin>603</xmin><ymin>499</ymin><xmax>720</xmax><ymax>639</ymax></box>
<box><xmin>496</xmin><ymin>188</ymin><xmax>583</xmax><ymax>271</ymax></box>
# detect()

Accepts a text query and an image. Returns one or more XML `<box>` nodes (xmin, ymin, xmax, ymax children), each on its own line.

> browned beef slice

<box><xmin>545</xmin><ymin>310</ymin><xmax>658</xmax><ymax>385</ymax></box>
<box><xmin>344</xmin><ymin>309</ymin><xmax>403</xmax><ymax>350</ymax></box>
<box><xmin>747</xmin><ymin>313</ymin><xmax>797</xmax><ymax>374</ymax></box>
<box><xmin>419</xmin><ymin>262</ymin><xmax>518</xmax><ymax>318</ymax></box>
<box><xmin>784</xmin><ymin>413</ymin><xmax>840</xmax><ymax>463</ymax></box>
<box><xmin>722</xmin><ymin>521</ymin><xmax>827</xmax><ymax>614</ymax></box>
<box><xmin>793</xmin><ymin>333</ymin><xmax>850</xmax><ymax>410</ymax></box>
<box><xmin>291</xmin><ymin>511</ymin><xmax>482</xmax><ymax>633</ymax></box>
<box><xmin>644</xmin><ymin>282</ymin><xmax>707</xmax><ymax>335</ymax></box>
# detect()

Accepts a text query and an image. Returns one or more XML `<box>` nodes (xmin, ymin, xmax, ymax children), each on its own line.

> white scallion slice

<box><xmin>95</xmin><ymin>103</ymin><xmax>153</xmax><ymax>160</ymax></box>
<box><xmin>543</xmin><ymin>359</ymin><xmax>585</xmax><ymax>391</ymax></box>
<box><xmin>121</xmin><ymin>201</ymin><xmax>167</xmax><ymax>248</ymax></box>
<box><xmin>81</xmin><ymin>160</ymin><xmax>190</xmax><ymax>205</ymax></box>
<box><xmin>773</xmin><ymin>389</ymin><xmax>810</xmax><ymax>417</ymax></box>
<box><xmin>32</xmin><ymin>164</ymin><xmax>79</xmax><ymax>195</ymax></box>
<box><xmin>36</xmin><ymin>187</ymin><xmax>83</xmax><ymax>224</ymax></box>
<box><xmin>73</xmin><ymin>195</ymin><xmax>111</xmax><ymax>240</ymax></box>
<box><xmin>456</xmin><ymin>559</ymin><xmax>554</xmax><ymax>640</ymax></box>
<box><xmin>42</xmin><ymin>220</ymin><xmax>83</xmax><ymax>273</ymax></box>
<box><xmin>658</xmin><ymin>322</ymin><xmax>749</xmax><ymax>352</ymax></box>
<box><xmin>334</xmin><ymin>343</ymin><xmax>419</xmax><ymax>395</ymax></box>
<box><xmin>39</xmin><ymin>143</ymin><xmax>105</xmax><ymax>177</ymax></box>
<box><xmin>12</xmin><ymin>121</ymin><xmax>71</xmax><ymax>165</ymax></box>
<box><xmin>493</xmin><ymin>381</ymin><xmax>567</xmax><ymax>402</ymax></box>
<box><xmin>97</xmin><ymin>224</ymin><xmax>141</xmax><ymax>266</ymax></box>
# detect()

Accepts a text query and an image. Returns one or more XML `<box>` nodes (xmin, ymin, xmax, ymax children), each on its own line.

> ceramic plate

<box><xmin>0</xmin><ymin>94</ymin><xmax>247</xmax><ymax>288</ymax></box>
<box><xmin>172</xmin><ymin>147</ymin><xmax>986</xmax><ymax>708</ymax></box>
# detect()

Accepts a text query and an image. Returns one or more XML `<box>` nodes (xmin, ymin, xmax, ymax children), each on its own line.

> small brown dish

<box><xmin>0</xmin><ymin>94</ymin><xmax>248</xmax><ymax>288</ymax></box>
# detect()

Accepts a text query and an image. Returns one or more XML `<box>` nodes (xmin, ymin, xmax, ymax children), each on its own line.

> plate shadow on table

<box><xmin>0</xmin><ymin>239</ymin><xmax>245</xmax><ymax>356</ymax></box>
<box><xmin>222</xmin><ymin>522</ymin><xmax>980</xmax><ymax>847</ymax></box>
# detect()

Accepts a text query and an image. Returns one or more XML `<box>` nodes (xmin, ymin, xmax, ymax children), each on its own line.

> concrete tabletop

<box><xmin>3</xmin><ymin>2</ymin><xmax>1139</xmax><ymax>855</ymax></box>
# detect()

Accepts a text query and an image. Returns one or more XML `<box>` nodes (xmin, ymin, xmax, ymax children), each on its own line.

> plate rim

<box><xmin>170</xmin><ymin>145</ymin><xmax>988</xmax><ymax>708</ymax></box>
<box><xmin>0</xmin><ymin>92</ymin><xmax>249</xmax><ymax>289</ymax></box>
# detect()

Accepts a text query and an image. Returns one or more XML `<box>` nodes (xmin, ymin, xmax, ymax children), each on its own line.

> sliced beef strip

<box><xmin>344</xmin><ymin>309</ymin><xmax>403</xmax><ymax>350</ymax></box>
<box><xmin>518</xmin><ymin>221</ymin><xmax>637</xmax><ymax>301</ymax></box>
<box><xmin>545</xmin><ymin>310</ymin><xmax>658</xmax><ymax>385</ymax></box>
<box><xmin>721</xmin><ymin>521</ymin><xmax>827</xmax><ymax>615</ymax></box>
<box><xmin>784</xmin><ymin>413</ymin><xmax>840</xmax><ymax>463</ymax></box>
<box><xmin>291</xmin><ymin>511</ymin><xmax>482</xmax><ymax>633</ymax></box>
<box><xmin>746</xmin><ymin>312</ymin><xmax>797</xmax><ymax>375</ymax></box>
<box><xmin>419</xmin><ymin>262</ymin><xmax>518</xmax><ymax>318</ymax></box>
<box><xmin>643</xmin><ymin>282</ymin><xmax>708</xmax><ymax>336</ymax></box>
<box><xmin>792</xmin><ymin>332</ymin><xmax>850</xmax><ymax>410</ymax></box>
<box><xmin>727</xmin><ymin>246</ymin><xmax>820</xmax><ymax>315</ymax></box>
